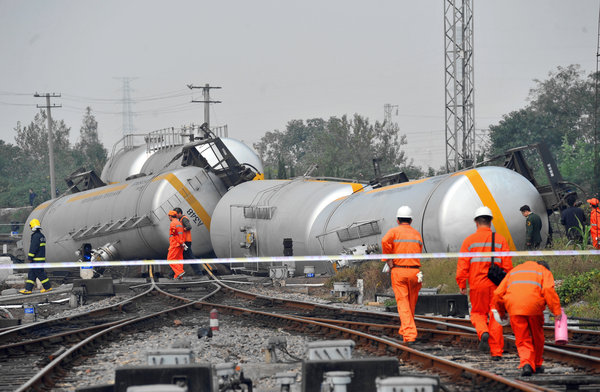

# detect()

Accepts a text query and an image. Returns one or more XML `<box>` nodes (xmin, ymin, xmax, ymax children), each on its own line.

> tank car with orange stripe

<box><xmin>23</xmin><ymin>132</ymin><xmax>262</xmax><ymax>263</ymax></box>
<box><xmin>209</xmin><ymin>167</ymin><xmax>547</xmax><ymax>274</ymax></box>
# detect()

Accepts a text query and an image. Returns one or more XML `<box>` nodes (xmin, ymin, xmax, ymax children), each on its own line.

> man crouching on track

<box><xmin>456</xmin><ymin>206</ymin><xmax>512</xmax><ymax>360</ymax></box>
<box><xmin>167</xmin><ymin>210</ymin><xmax>186</xmax><ymax>279</ymax></box>
<box><xmin>381</xmin><ymin>206</ymin><xmax>424</xmax><ymax>345</ymax></box>
<box><xmin>492</xmin><ymin>260</ymin><xmax>562</xmax><ymax>377</ymax></box>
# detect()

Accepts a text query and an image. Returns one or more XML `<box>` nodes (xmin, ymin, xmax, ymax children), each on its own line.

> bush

<box><xmin>327</xmin><ymin>260</ymin><xmax>391</xmax><ymax>300</ymax></box>
<box><xmin>557</xmin><ymin>269</ymin><xmax>600</xmax><ymax>305</ymax></box>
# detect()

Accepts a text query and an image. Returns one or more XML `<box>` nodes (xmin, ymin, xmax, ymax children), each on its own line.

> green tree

<box><xmin>254</xmin><ymin>114</ymin><xmax>412</xmax><ymax>181</ymax></box>
<box><xmin>487</xmin><ymin>65</ymin><xmax>596</xmax><ymax>193</ymax></box>
<box><xmin>0</xmin><ymin>140</ymin><xmax>26</xmax><ymax>207</ymax></box>
<box><xmin>2</xmin><ymin>108</ymin><xmax>108</xmax><ymax>207</ymax></box>
<box><xmin>75</xmin><ymin>107</ymin><xmax>107</xmax><ymax>173</ymax></box>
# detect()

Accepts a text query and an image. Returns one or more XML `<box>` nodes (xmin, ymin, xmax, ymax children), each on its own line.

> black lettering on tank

<box><xmin>186</xmin><ymin>208</ymin><xmax>204</xmax><ymax>227</ymax></box>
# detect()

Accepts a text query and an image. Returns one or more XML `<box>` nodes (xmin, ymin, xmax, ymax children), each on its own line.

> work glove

<box><xmin>182</xmin><ymin>244</ymin><xmax>188</xmax><ymax>251</ymax></box>
<box><xmin>554</xmin><ymin>312</ymin><xmax>562</xmax><ymax>322</ymax></box>
<box><xmin>416</xmin><ymin>271</ymin><xmax>423</xmax><ymax>283</ymax></box>
<box><xmin>491</xmin><ymin>309</ymin><xmax>509</xmax><ymax>326</ymax></box>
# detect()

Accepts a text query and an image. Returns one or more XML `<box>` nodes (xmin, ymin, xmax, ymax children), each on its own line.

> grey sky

<box><xmin>0</xmin><ymin>0</ymin><xmax>597</xmax><ymax>169</ymax></box>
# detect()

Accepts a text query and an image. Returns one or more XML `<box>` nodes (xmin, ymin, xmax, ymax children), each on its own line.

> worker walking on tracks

<box><xmin>20</xmin><ymin>219</ymin><xmax>52</xmax><ymax>294</ymax></box>
<box><xmin>167</xmin><ymin>210</ymin><xmax>186</xmax><ymax>279</ymax></box>
<box><xmin>588</xmin><ymin>198</ymin><xmax>599</xmax><ymax>249</ymax></box>
<box><xmin>492</xmin><ymin>260</ymin><xmax>561</xmax><ymax>376</ymax></box>
<box><xmin>381</xmin><ymin>206</ymin><xmax>424</xmax><ymax>344</ymax></box>
<box><xmin>519</xmin><ymin>205</ymin><xmax>542</xmax><ymax>249</ymax></box>
<box><xmin>174</xmin><ymin>207</ymin><xmax>204</xmax><ymax>275</ymax></box>
<box><xmin>456</xmin><ymin>206</ymin><xmax>512</xmax><ymax>360</ymax></box>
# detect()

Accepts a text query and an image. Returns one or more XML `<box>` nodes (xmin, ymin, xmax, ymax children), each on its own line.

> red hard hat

<box><xmin>168</xmin><ymin>210</ymin><xmax>177</xmax><ymax>217</ymax></box>
<box><xmin>588</xmin><ymin>198</ymin><xmax>599</xmax><ymax>207</ymax></box>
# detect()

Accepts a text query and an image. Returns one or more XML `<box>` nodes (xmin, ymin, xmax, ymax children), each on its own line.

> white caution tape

<box><xmin>1</xmin><ymin>249</ymin><xmax>599</xmax><ymax>269</ymax></box>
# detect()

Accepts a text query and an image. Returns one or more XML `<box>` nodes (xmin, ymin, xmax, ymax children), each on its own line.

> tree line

<box><xmin>253</xmin><ymin>115</ymin><xmax>430</xmax><ymax>182</ymax></box>
<box><xmin>255</xmin><ymin>64</ymin><xmax>599</xmax><ymax>197</ymax></box>
<box><xmin>487</xmin><ymin>65</ymin><xmax>597</xmax><ymax>195</ymax></box>
<box><xmin>0</xmin><ymin>107</ymin><xmax>107</xmax><ymax>207</ymax></box>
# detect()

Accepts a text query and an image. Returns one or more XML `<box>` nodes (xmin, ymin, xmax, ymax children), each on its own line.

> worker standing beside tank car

<box><xmin>456</xmin><ymin>206</ymin><xmax>512</xmax><ymax>360</ymax></box>
<box><xmin>167</xmin><ymin>210</ymin><xmax>186</xmax><ymax>279</ymax></box>
<box><xmin>20</xmin><ymin>219</ymin><xmax>52</xmax><ymax>294</ymax></box>
<box><xmin>174</xmin><ymin>207</ymin><xmax>204</xmax><ymax>275</ymax></box>
<box><xmin>519</xmin><ymin>205</ymin><xmax>542</xmax><ymax>249</ymax></box>
<box><xmin>492</xmin><ymin>260</ymin><xmax>562</xmax><ymax>376</ymax></box>
<box><xmin>381</xmin><ymin>206</ymin><xmax>424</xmax><ymax>344</ymax></box>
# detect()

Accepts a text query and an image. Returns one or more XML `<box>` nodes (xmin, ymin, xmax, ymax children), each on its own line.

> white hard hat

<box><xmin>474</xmin><ymin>206</ymin><xmax>493</xmax><ymax>219</ymax></box>
<box><xmin>396</xmin><ymin>206</ymin><xmax>413</xmax><ymax>219</ymax></box>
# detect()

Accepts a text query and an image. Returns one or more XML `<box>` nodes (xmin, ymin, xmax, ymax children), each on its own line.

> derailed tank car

<box><xmin>101</xmin><ymin>127</ymin><xmax>262</xmax><ymax>184</ymax></box>
<box><xmin>24</xmin><ymin>128</ymin><xmax>262</xmax><ymax>263</ymax></box>
<box><xmin>210</xmin><ymin>167</ymin><xmax>547</xmax><ymax>274</ymax></box>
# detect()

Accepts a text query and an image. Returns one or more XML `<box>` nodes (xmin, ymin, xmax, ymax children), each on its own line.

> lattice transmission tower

<box><xmin>115</xmin><ymin>77</ymin><xmax>137</xmax><ymax>135</ymax></box>
<box><xmin>444</xmin><ymin>0</ymin><xmax>475</xmax><ymax>172</ymax></box>
<box><xmin>383</xmin><ymin>103</ymin><xmax>399</xmax><ymax>132</ymax></box>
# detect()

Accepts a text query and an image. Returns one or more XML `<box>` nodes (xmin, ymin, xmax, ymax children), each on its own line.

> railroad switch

<box><xmin>265</xmin><ymin>336</ymin><xmax>288</xmax><ymax>363</ymax></box>
<box><xmin>215</xmin><ymin>362</ymin><xmax>253</xmax><ymax>392</ymax></box>
<box><xmin>275</xmin><ymin>371</ymin><xmax>298</xmax><ymax>392</ymax></box>
<box><xmin>306</xmin><ymin>340</ymin><xmax>355</xmax><ymax>361</ymax></box>
<box><xmin>375</xmin><ymin>375</ymin><xmax>440</xmax><ymax>392</ymax></box>
<box><xmin>320</xmin><ymin>370</ymin><xmax>353</xmax><ymax>392</ymax></box>
<box><xmin>146</xmin><ymin>349</ymin><xmax>195</xmax><ymax>365</ymax></box>
<box><xmin>69</xmin><ymin>286</ymin><xmax>86</xmax><ymax>308</ymax></box>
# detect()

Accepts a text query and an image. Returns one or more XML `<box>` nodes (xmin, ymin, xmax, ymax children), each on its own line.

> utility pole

<box><xmin>595</xmin><ymin>4</ymin><xmax>600</xmax><ymax>197</ymax></box>
<box><xmin>34</xmin><ymin>93</ymin><xmax>61</xmax><ymax>198</ymax></box>
<box><xmin>187</xmin><ymin>83</ymin><xmax>222</xmax><ymax>129</ymax></box>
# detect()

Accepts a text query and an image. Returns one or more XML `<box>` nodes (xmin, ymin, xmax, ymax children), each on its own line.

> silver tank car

<box><xmin>210</xmin><ymin>167</ymin><xmax>547</xmax><ymax>273</ymax></box>
<box><xmin>25</xmin><ymin>130</ymin><xmax>263</xmax><ymax>263</ymax></box>
<box><xmin>25</xmin><ymin>165</ymin><xmax>227</xmax><ymax>262</ymax></box>
<box><xmin>102</xmin><ymin>133</ymin><xmax>262</xmax><ymax>184</ymax></box>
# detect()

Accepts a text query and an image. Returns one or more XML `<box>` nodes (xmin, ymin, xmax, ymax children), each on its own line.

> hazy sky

<box><xmin>0</xmin><ymin>1</ymin><xmax>597</xmax><ymax>169</ymax></box>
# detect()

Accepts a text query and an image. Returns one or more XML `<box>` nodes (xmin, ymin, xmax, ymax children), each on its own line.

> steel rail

<box><xmin>419</xmin><ymin>314</ymin><xmax>600</xmax><ymax>342</ymax></box>
<box><xmin>0</xmin><ymin>285</ymin><xmax>154</xmax><ymax>345</ymax></box>
<box><xmin>298</xmin><ymin>316</ymin><xmax>600</xmax><ymax>370</ymax></box>
<box><xmin>211</xmin><ymin>280</ymin><xmax>600</xmax><ymax>363</ymax></box>
<box><xmin>15</xmin><ymin>279</ymin><xmax>221</xmax><ymax>392</ymax></box>
<box><xmin>193</xmin><ymin>300</ymin><xmax>546</xmax><ymax>392</ymax></box>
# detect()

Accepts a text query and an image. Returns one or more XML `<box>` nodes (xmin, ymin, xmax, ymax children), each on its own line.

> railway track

<box><xmin>1</xmin><ymin>279</ymin><xmax>219</xmax><ymax>392</ymax></box>
<box><xmin>210</xmin><ymin>279</ymin><xmax>600</xmax><ymax>391</ymax></box>
<box><xmin>3</xmin><ymin>273</ymin><xmax>600</xmax><ymax>391</ymax></box>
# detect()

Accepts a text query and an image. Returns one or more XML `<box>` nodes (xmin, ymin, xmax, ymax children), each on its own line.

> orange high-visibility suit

<box><xmin>456</xmin><ymin>226</ymin><xmax>512</xmax><ymax>356</ymax></box>
<box><xmin>492</xmin><ymin>261</ymin><xmax>561</xmax><ymax>372</ymax></box>
<box><xmin>382</xmin><ymin>223</ymin><xmax>423</xmax><ymax>343</ymax></box>
<box><xmin>167</xmin><ymin>217</ymin><xmax>185</xmax><ymax>277</ymax></box>
<box><xmin>590</xmin><ymin>199</ymin><xmax>599</xmax><ymax>249</ymax></box>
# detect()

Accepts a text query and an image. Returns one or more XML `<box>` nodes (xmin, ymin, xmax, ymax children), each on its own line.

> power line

<box><xmin>61</xmin><ymin>89</ymin><xmax>190</xmax><ymax>103</ymax></box>
<box><xmin>0</xmin><ymin>101</ymin><xmax>36</xmax><ymax>107</ymax></box>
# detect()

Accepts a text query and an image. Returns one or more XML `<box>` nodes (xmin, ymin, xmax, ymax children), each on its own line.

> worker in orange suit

<box><xmin>167</xmin><ymin>210</ymin><xmax>186</xmax><ymax>279</ymax></box>
<box><xmin>588</xmin><ymin>198</ymin><xmax>599</xmax><ymax>249</ymax></box>
<box><xmin>492</xmin><ymin>260</ymin><xmax>562</xmax><ymax>377</ymax></box>
<box><xmin>381</xmin><ymin>205</ymin><xmax>424</xmax><ymax>344</ymax></box>
<box><xmin>456</xmin><ymin>206</ymin><xmax>512</xmax><ymax>360</ymax></box>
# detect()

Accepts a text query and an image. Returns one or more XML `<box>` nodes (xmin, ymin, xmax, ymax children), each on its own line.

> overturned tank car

<box><xmin>210</xmin><ymin>167</ymin><xmax>547</xmax><ymax>274</ymax></box>
<box><xmin>24</xmin><ymin>126</ymin><xmax>262</xmax><ymax>264</ymax></box>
